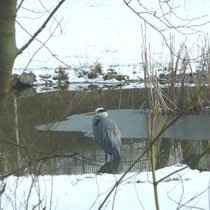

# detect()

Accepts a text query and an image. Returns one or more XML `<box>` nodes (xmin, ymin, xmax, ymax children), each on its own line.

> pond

<box><xmin>0</xmin><ymin>88</ymin><xmax>209</xmax><ymax>176</ymax></box>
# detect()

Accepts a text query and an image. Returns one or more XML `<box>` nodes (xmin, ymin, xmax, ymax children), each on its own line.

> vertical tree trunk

<box><xmin>0</xmin><ymin>0</ymin><xmax>18</xmax><ymax>108</ymax></box>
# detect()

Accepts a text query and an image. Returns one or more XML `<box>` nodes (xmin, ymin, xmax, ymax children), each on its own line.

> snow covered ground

<box><xmin>13</xmin><ymin>0</ymin><xmax>210</xmax><ymax>90</ymax></box>
<box><xmin>1</xmin><ymin>164</ymin><xmax>209</xmax><ymax>210</ymax></box>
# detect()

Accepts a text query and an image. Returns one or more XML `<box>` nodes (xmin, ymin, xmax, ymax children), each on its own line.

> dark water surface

<box><xmin>0</xmin><ymin>89</ymin><xmax>209</xmax><ymax>175</ymax></box>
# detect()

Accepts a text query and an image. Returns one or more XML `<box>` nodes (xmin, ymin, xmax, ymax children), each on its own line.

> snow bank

<box><xmin>1</xmin><ymin>164</ymin><xmax>209</xmax><ymax>210</ymax></box>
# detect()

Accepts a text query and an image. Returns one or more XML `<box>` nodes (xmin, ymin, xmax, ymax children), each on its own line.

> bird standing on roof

<box><xmin>84</xmin><ymin>108</ymin><xmax>121</xmax><ymax>161</ymax></box>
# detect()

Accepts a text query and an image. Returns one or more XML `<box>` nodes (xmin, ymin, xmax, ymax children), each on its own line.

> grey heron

<box><xmin>84</xmin><ymin>108</ymin><xmax>121</xmax><ymax>161</ymax></box>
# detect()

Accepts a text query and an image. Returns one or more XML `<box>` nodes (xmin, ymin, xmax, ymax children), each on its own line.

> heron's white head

<box><xmin>83</xmin><ymin>108</ymin><xmax>109</xmax><ymax>117</ymax></box>
<box><xmin>95</xmin><ymin>108</ymin><xmax>108</xmax><ymax>117</ymax></box>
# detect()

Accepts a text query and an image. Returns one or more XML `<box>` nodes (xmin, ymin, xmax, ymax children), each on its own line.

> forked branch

<box><xmin>16</xmin><ymin>0</ymin><xmax>66</xmax><ymax>57</ymax></box>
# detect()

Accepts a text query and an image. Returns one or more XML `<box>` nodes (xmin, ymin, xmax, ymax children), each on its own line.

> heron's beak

<box><xmin>83</xmin><ymin>112</ymin><xmax>95</xmax><ymax>116</ymax></box>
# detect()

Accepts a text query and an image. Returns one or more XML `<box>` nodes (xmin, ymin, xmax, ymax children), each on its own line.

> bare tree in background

<box><xmin>0</xmin><ymin>0</ymin><xmax>66</xmax><ymax>108</ymax></box>
<box><xmin>123</xmin><ymin>0</ymin><xmax>210</xmax><ymax>55</ymax></box>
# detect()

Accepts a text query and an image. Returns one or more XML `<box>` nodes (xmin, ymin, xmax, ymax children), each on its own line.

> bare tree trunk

<box><xmin>0</xmin><ymin>0</ymin><xmax>18</xmax><ymax>108</ymax></box>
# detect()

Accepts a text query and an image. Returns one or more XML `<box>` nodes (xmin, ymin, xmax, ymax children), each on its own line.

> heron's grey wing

<box><xmin>93</xmin><ymin>116</ymin><xmax>121</xmax><ymax>158</ymax></box>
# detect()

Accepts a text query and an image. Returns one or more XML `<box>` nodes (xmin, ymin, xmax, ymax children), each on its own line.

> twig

<box><xmin>148</xmin><ymin>113</ymin><xmax>160</xmax><ymax>210</ymax></box>
<box><xmin>156</xmin><ymin>166</ymin><xmax>188</xmax><ymax>185</ymax></box>
<box><xmin>26</xmin><ymin>175</ymin><xmax>36</xmax><ymax>210</ymax></box>
<box><xmin>16</xmin><ymin>17</ymin><xmax>64</xmax><ymax>70</ymax></box>
<box><xmin>0</xmin><ymin>153</ymin><xmax>78</xmax><ymax>180</ymax></box>
<box><xmin>16</xmin><ymin>0</ymin><xmax>25</xmax><ymax>12</ymax></box>
<box><xmin>31</xmin><ymin>199</ymin><xmax>44</xmax><ymax>210</ymax></box>
<box><xmin>16</xmin><ymin>0</ymin><xmax>66</xmax><ymax>56</ymax></box>
<box><xmin>0</xmin><ymin>183</ymin><xmax>6</xmax><ymax>196</ymax></box>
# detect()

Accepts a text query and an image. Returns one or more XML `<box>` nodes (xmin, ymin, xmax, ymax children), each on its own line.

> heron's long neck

<box><xmin>97</xmin><ymin>112</ymin><xmax>108</xmax><ymax>117</ymax></box>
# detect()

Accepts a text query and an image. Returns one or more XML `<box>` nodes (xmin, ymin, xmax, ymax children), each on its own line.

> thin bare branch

<box><xmin>39</xmin><ymin>0</ymin><xmax>63</xmax><ymax>34</ymax></box>
<box><xmin>156</xmin><ymin>165</ymin><xmax>188</xmax><ymax>185</ymax></box>
<box><xmin>16</xmin><ymin>0</ymin><xmax>25</xmax><ymax>12</ymax></box>
<box><xmin>0</xmin><ymin>152</ymin><xmax>78</xmax><ymax>180</ymax></box>
<box><xmin>16</xmin><ymin>0</ymin><xmax>66</xmax><ymax>57</ymax></box>
<box><xmin>16</xmin><ymin>16</ymin><xmax>63</xmax><ymax>70</ymax></box>
<box><xmin>0</xmin><ymin>183</ymin><xmax>6</xmax><ymax>196</ymax></box>
<box><xmin>124</xmin><ymin>0</ymin><xmax>210</xmax><ymax>58</ymax></box>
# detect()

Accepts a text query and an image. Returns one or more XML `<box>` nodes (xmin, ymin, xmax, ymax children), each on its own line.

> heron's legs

<box><xmin>105</xmin><ymin>153</ymin><xmax>108</xmax><ymax>162</ymax></box>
